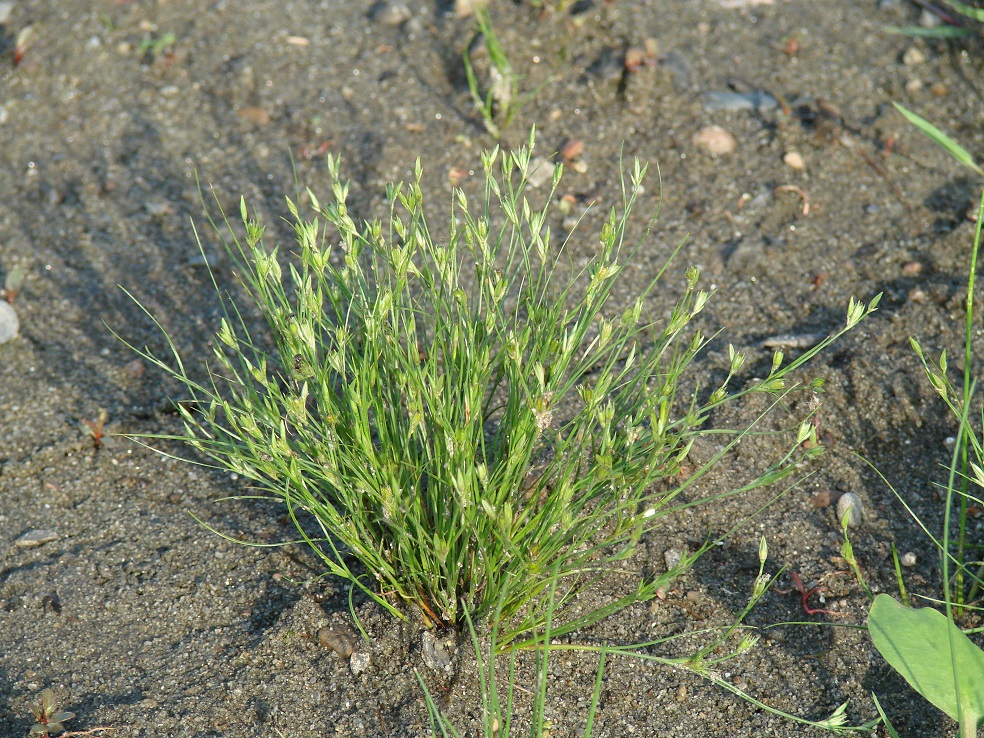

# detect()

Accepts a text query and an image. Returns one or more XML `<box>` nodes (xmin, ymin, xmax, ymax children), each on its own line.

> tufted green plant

<box><xmin>123</xmin><ymin>129</ymin><xmax>877</xmax><ymax>645</ymax></box>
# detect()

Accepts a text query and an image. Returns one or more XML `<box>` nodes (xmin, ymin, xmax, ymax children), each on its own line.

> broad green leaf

<box><xmin>894</xmin><ymin>103</ymin><xmax>984</xmax><ymax>177</ymax></box>
<box><xmin>869</xmin><ymin>594</ymin><xmax>984</xmax><ymax>729</ymax></box>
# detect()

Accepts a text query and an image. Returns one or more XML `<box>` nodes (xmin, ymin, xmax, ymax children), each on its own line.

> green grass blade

<box><xmin>893</xmin><ymin>102</ymin><xmax>984</xmax><ymax>177</ymax></box>
<box><xmin>942</xmin><ymin>0</ymin><xmax>984</xmax><ymax>22</ymax></box>
<box><xmin>870</xmin><ymin>692</ymin><xmax>901</xmax><ymax>738</ymax></box>
<box><xmin>884</xmin><ymin>24</ymin><xmax>973</xmax><ymax>37</ymax></box>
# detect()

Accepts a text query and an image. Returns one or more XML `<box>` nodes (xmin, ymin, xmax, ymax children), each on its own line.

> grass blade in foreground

<box><xmin>893</xmin><ymin>103</ymin><xmax>984</xmax><ymax>177</ymax></box>
<box><xmin>122</xmin><ymin>130</ymin><xmax>877</xmax><ymax>644</ymax></box>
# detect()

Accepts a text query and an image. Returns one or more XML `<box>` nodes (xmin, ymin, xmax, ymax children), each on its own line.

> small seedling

<box><xmin>4</xmin><ymin>267</ymin><xmax>25</xmax><ymax>304</ymax></box>
<box><xmin>29</xmin><ymin>689</ymin><xmax>75</xmax><ymax>736</ymax></box>
<box><xmin>839</xmin><ymin>511</ymin><xmax>873</xmax><ymax>599</ymax></box>
<box><xmin>80</xmin><ymin>409</ymin><xmax>108</xmax><ymax>448</ymax></box>
<box><xmin>13</xmin><ymin>26</ymin><xmax>34</xmax><ymax>66</ymax></box>
<box><xmin>463</xmin><ymin>7</ymin><xmax>549</xmax><ymax>138</ymax></box>
<box><xmin>139</xmin><ymin>32</ymin><xmax>176</xmax><ymax>61</ymax></box>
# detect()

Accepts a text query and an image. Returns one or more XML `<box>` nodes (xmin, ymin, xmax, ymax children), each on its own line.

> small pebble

<box><xmin>0</xmin><ymin>2</ymin><xmax>12</xmax><ymax>24</ymax></box>
<box><xmin>15</xmin><ymin>529</ymin><xmax>59</xmax><ymax>548</ymax></box>
<box><xmin>900</xmin><ymin>551</ymin><xmax>917</xmax><ymax>567</ymax></box>
<box><xmin>701</xmin><ymin>90</ymin><xmax>778</xmax><ymax>113</ymax></box>
<box><xmin>659</xmin><ymin>51</ymin><xmax>692</xmax><ymax>91</ymax></box>
<box><xmin>560</xmin><ymin>138</ymin><xmax>584</xmax><ymax>162</ymax></box>
<box><xmin>930</xmin><ymin>82</ymin><xmax>947</xmax><ymax>97</ymax></box>
<box><xmin>421</xmin><ymin>630</ymin><xmax>454</xmax><ymax>672</ymax></box>
<box><xmin>908</xmin><ymin>287</ymin><xmax>927</xmax><ymax>304</ymax></box>
<box><xmin>693</xmin><ymin>125</ymin><xmax>736</xmax><ymax>155</ymax></box>
<box><xmin>318</xmin><ymin>626</ymin><xmax>357</xmax><ymax>658</ymax></box>
<box><xmin>809</xmin><ymin>489</ymin><xmax>836</xmax><ymax>508</ymax></box>
<box><xmin>144</xmin><ymin>200</ymin><xmax>173</xmax><ymax>217</ymax></box>
<box><xmin>525</xmin><ymin>156</ymin><xmax>556</xmax><ymax>189</ymax></box>
<box><xmin>762</xmin><ymin>333</ymin><xmax>824</xmax><ymax>349</ymax></box>
<box><xmin>237</xmin><ymin>106</ymin><xmax>272</xmax><ymax>126</ymax></box>
<box><xmin>903</xmin><ymin>47</ymin><xmax>926</xmax><ymax>66</ymax></box>
<box><xmin>624</xmin><ymin>46</ymin><xmax>648</xmax><ymax>71</ymax></box>
<box><xmin>454</xmin><ymin>0</ymin><xmax>487</xmax><ymax>18</ymax></box>
<box><xmin>918</xmin><ymin>8</ymin><xmax>941</xmax><ymax>28</ymax></box>
<box><xmin>783</xmin><ymin>151</ymin><xmax>805</xmax><ymax>170</ymax></box>
<box><xmin>122</xmin><ymin>359</ymin><xmax>146</xmax><ymax>380</ymax></box>
<box><xmin>905</xmin><ymin>78</ymin><xmax>923</xmax><ymax>94</ymax></box>
<box><xmin>0</xmin><ymin>302</ymin><xmax>18</xmax><ymax>343</ymax></box>
<box><xmin>349</xmin><ymin>651</ymin><xmax>370</xmax><ymax>675</ymax></box>
<box><xmin>375</xmin><ymin>2</ymin><xmax>412</xmax><ymax>26</ymax></box>
<box><xmin>902</xmin><ymin>261</ymin><xmax>923</xmax><ymax>277</ymax></box>
<box><xmin>664</xmin><ymin>548</ymin><xmax>685</xmax><ymax>571</ymax></box>
<box><xmin>184</xmin><ymin>253</ymin><xmax>220</xmax><ymax>269</ymax></box>
<box><xmin>836</xmin><ymin>493</ymin><xmax>863</xmax><ymax>528</ymax></box>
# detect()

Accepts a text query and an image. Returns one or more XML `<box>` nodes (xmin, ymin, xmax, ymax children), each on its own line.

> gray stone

<box><xmin>15</xmin><ymin>529</ymin><xmax>59</xmax><ymax>548</ymax></box>
<box><xmin>421</xmin><ymin>630</ymin><xmax>453</xmax><ymax>672</ymax></box>
<box><xmin>349</xmin><ymin>651</ymin><xmax>370</xmax><ymax>675</ymax></box>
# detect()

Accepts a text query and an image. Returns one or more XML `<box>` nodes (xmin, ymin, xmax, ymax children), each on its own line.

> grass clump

<box><xmin>126</xmin><ymin>129</ymin><xmax>877</xmax><ymax>644</ymax></box>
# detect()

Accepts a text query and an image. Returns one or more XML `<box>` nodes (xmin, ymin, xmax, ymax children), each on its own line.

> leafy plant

<box><xmin>122</xmin><ymin>129</ymin><xmax>877</xmax><ymax>645</ymax></box>
<box><xmin>894</xmin><ymin>99</ymin><xmax>984</xmax><ymax>610</ymax></box>
<box><xmin>864</xmin><ymin>189</ymin><xmax>984</xmax><ymax>734</ymax></box>
<box><xmin>869</xmin><ymin>594</ymin><xmax>984</xmax><ymax>738</ymax></box>
<box><xmin>29</xmin><ymin>689</ymin><xmax>75</xmax><ymax>736</ymax></box>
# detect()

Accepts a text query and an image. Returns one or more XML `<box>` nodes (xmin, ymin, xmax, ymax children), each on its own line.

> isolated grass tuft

<box><xmin>123</xmin><ymin>130</ymin><xmax>878</xmax><ymax>644</ymax></box>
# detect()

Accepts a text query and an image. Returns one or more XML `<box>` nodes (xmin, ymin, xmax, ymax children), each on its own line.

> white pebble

<box><xmin>349</xmin><ymin>652</ymin><xmax>370</xmax><ymax>675</ymax></box>
<box><xmin>903</xmin><ymin>47</ymin><xmax>926</xmax><ymax>66</ymax></box>
<box><xmin>526</xmin><ymin>157</ymin><xmax>556</xmax><ymax>189</ymax></box>
<box><xmin>900</xmin><ymin>551</ymin><xmax>917</xmax><ymax>567</ymax></box>
<box><xmin>693</xmin><ymin>125</ymin><xmax>736</xmax><ymax>155</ymax></box>
<box><xmin>783</xmin><ymin>151</ymin><xmax>805</xmax><ymax>170</ymax></box>
<box><xmin>0</xmin><ymin>301</ymin><xmax>18</xmax><ymax>343</ymax></box>
<box><xmin>836</xmin><ymin>493</ymin><xmax>863</xmax><ymax>528</ymax></box>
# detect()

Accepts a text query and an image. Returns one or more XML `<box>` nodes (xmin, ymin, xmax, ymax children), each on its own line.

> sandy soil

<box><xmin>2</xmin><ymin>0</ymin><xmax>983</xmax><ymax>735</ymax></box>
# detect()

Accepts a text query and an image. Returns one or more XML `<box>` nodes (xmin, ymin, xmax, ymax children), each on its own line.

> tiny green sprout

<box><xmin>30</xmin><ymin>689</ymin><xmax>75</xmax><ymax>736</ymax></box>
<box><xmin>4</xmin><ymin>266</ymin><xmax>25</xmax><ymax>304</ymax></box>
<box><xmin>840</xmin><ymin>512</ymin><xmax>873</xmax><ymax>599</ymax></box>
<box><xmin>758</xmin><ymin>535</ymin><xmax>768</xmax><ymax>566</ymax></box>
<box><xmin>138</xmin><ymin>31</ymin><xmax>176</xmax><ymax>59</ymax></box>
